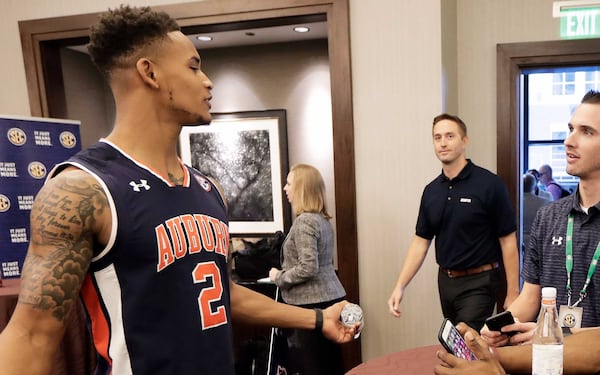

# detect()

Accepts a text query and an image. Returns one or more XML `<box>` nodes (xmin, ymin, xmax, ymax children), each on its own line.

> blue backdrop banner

<box><xmin>0</xmin><ymin>115</ymin><xmax>81</xmax><ymax>278</ymax></box>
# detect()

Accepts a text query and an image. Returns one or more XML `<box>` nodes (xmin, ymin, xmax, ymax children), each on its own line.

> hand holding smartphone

<box><xmin>484</xmin><ymin>310</ymin><xmax>517</xmax><ymax>336</ymax></box>
<box><xmin>437</xmin><ymin>318</ymin><xmax>477</xmax><ymax>360</ymax></box>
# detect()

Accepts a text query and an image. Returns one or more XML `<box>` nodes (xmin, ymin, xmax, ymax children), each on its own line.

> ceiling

<box><xmin>191</xmin><ymin>21</ymin><xmax>327</xmax><ymax>49</ymax></box>
<box><xmin>69</xmin><ymin>21</ymin><xmax>327</xmax><ymax>53</ymax></box>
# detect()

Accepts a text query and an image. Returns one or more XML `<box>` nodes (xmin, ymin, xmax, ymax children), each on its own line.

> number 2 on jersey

<box><xmin>193</xmin><ymin>262</ymin><xmax>227</xmax><ymax>329</ymax></box>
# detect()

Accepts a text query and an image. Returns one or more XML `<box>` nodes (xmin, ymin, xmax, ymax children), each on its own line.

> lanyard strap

<box><xmin>566</xmin><ymin>213</ymin><xmax>600</xmax><ymax>307</ymax></box>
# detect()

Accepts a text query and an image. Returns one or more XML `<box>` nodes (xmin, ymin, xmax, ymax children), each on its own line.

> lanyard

<box><xmin>565</xmin><ymin>213</ymin><xmax>600</xmax><ymax>307</ymax></box>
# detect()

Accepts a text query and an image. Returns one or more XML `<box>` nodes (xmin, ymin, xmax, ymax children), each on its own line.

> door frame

<box><xmin>497</xmin><ymin>39</ymin><xmax>600</xmax><ymax>221</ymax></box>
<box><xmin>18</xmin><ymin>0</ymin><xmax>361</xmax><ymax>368</ymax></box>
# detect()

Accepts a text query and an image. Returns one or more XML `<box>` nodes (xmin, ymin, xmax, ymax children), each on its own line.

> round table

<box><xmin>346</xmin><ymin>344</ymin><xmax>443</xmax><ymax>374</ymax></box>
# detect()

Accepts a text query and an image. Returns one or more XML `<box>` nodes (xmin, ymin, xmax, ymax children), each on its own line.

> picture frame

<box><xmin>179</xmin><ymin>109</ymin><xmax>290</xmax><ymax>235</ymax></box>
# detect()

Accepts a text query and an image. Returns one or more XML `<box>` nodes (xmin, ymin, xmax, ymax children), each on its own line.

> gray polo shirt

<box><xmin>523</xmin><ymin>188</ymin><xmax>600</xmax><ymax>327</ymax></box>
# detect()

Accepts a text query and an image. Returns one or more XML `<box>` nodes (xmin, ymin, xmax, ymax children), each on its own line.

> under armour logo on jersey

<box><xmin>130</xmin><ymin>179</ymin><xmax>151</xmax><ymax>192</ymax></box>
<box><xmin>552</xmin><ymin>236</ymin><xmax>563</xmax><ymax>246</ymax></box>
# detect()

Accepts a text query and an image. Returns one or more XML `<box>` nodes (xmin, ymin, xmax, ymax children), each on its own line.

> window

<box><xmin>552</xmin><ymin>72</ymin><xmax>575</xmax><ymax>95</ymax></box>
<box><xmin>585</xmin><ymin>71</ymin><xmax>600</xmax><ymax>92</ymax></box>
<box><xmin>522</xmin><ymin>66</ymin><xmax>600</xmax><ymax>191</ymax></box>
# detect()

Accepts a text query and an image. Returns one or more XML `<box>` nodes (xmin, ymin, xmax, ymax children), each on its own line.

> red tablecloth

<box><xmin>346</xmin><ymin>344</ymin><xmax>443</xmax><ymax>375</ymax></box>
<box><xmin>0</xmin><ymin>278</ymin><xmax>96</xmax><ymax>374</ymax></box>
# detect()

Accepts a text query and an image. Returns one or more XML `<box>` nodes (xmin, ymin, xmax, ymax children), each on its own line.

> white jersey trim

<box><xmin>94</xmin><ymin>264</ymin><xmax>133</xmax><ymax>374</ymax></box>
<box><xmin>100</xmin><ymin>139</ymin><xmax>187</xmax><ymax>187</ymax></box>
<box><xmin>47</xmin><ymin>162</ymin><xmax>117</xmax><ymax>262</ymax></box>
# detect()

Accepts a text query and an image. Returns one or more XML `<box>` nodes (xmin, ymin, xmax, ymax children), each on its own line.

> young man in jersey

<box><xmin>387</xmin><ymin>113</ymin><xmax>520</xmax><ymax>330</ymax></box>
<box><xmin>482</xmin><ymin>90</ymin><xmax>600</xmax><ymax>347</ymax></box>
<box><xmin>0</xmin><ymin>6</ymin><xmax>358</xmax><ymax>374</ymax></box>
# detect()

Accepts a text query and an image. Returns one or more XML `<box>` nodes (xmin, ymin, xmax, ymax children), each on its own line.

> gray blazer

<box><xmin>274</xmin><ymin>212</ymin><xmax>346</xmax><ymax>305</ymax></box>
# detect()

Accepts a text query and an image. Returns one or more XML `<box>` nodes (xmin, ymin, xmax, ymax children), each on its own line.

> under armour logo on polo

<box><xmin>130</xmin><ymin>179</ymin><xmax>151</xmax><ymax>192</ymax></box>
<box><xmin>552</xmin><ymin>236</ymin><xmax>563</xmax><ymax>246</ymax></box>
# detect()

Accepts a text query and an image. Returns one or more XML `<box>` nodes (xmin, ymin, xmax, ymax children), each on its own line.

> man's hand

<box><xmin>481</xmin><ymin>319</ymin><xmax>535</xmax><ymax>347</ymax></box>
<box><xmin>506</xmin><ymin>321</ymin><xmax>535</xmax><ymax>346</ymax></box>
<box><xmin>435</xmin><ymin>323</ymin><xmax>506</xmax><ymax>375</ymax></box>
<box><xmin>387</xmin><ymin>286</ymin><xmax>404</xmax><ymax>317</ymax></box>
<box><xmin>480</xmin><ymin>324</ymin><xmax>511</xmax><ymax>347</ymax></box>
<box><xmin>322</xmin><ymin>301</ymin><xmax>361</xmax><ymax>343</ymax></box>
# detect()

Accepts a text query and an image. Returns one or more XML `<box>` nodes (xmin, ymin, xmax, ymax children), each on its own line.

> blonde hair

<box><xmin>289</xmin><ymin>164</ymin><xmax>331</xmax><ymax>219</ymax></box>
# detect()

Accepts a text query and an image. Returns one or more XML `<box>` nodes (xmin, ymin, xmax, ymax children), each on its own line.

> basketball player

<box><xmin>0</xmin><ymin>6</ymin><xmax>358</xmax><ymax>374</ymax></box>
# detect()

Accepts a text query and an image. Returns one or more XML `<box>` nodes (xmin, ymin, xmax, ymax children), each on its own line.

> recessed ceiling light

<box><xmin>293</xmin><ymin>26</ymin><xmax>310</xmax><ymax>33</ymax></box>
<box><xmin>196</xmin><ymin>35</ymin><xmax>213</xmax><ymax>42</ymax></box>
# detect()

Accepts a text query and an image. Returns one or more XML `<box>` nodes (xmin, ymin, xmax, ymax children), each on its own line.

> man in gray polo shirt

<box><xmin>482</xmin><ymin>90</ymin><xmax>600</xmax><ymax>347</ymax></box>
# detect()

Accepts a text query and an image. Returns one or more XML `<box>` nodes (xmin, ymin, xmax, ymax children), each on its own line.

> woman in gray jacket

<box><xmin>269</xmin><ymin>163</ymin><xmax>346</xmax><ymax>375</ymax></box>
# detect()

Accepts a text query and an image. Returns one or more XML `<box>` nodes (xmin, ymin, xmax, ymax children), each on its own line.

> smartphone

<box><xmin>484</xmin><ymin>310</ymin><xmax>516</xmax><ymax>336</ymax></box>
<box><xmin>437</xmin><ymin>318</ymin><xmax>477</xmax><ymax>360</ymax></box>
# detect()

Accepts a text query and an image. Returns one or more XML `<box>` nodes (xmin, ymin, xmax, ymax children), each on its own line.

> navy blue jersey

<box><xmin>50</xmin><ymin>140</ymin><xmax>234</xmax><ymax>374</ymax></box>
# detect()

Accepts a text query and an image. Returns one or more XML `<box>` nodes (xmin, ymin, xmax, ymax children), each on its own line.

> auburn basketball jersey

<box><xmin>50</xmin><ymin>140</ymin><xmax>234</xmax><ymax>374</ymax></box>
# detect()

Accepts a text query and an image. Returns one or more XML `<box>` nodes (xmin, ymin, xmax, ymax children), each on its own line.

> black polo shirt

<box><xmin>416</xmin><ymin>160</ymin><xmax>516</xmax><ymax>269</ymax></box>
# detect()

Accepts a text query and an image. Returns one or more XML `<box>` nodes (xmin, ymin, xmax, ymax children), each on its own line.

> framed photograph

<box><xmin>179</xmin><ymin>110</ymin><xmax>290</xmax><ymax>235</ymax></box>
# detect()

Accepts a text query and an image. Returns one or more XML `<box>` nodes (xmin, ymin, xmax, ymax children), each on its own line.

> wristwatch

<box><xmin>314</xmin><ymin>308</ymin><xmax>323</xmax><ymax>332</ymax></box>
<box><xmin>562</xmin><ymin>326</ymin><xmax>572</xmax><ymax>336</ymax></box>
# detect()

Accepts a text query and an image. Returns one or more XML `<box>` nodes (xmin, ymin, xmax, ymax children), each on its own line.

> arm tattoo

<box><xmin>18</xmin><ymin>173</ymin><xmax>107</xmax><ymax>322</ymax></box>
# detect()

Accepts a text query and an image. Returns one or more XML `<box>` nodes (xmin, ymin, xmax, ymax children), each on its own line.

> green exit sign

<box><xmin>560</xmin><ymin>7</ymin><xmax>600</xmax><ymax>39</ymax></box>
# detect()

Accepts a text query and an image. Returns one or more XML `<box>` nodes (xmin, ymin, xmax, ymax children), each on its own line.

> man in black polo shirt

<box><xmin>387</xmin><ymin>113</ymin><xmax>520</xmax><ymax>330</ymax></box>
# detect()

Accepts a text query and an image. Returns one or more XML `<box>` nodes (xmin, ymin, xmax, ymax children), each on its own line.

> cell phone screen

<box><xmin>437</xmin><ymin>319</ymin><xmax>477</xmax><ymax>360</ymax></box>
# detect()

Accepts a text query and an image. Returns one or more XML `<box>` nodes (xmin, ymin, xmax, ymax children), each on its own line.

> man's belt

<box><xmin>441</xmin><ymin>262</ymin><xmax>500</xmax><ymax>279</ymax></box>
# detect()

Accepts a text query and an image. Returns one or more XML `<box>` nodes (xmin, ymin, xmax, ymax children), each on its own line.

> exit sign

<box><xmin>560</xmin><ymin>7</ymin><xmax>600</xmax><ymax>39</ymax></box>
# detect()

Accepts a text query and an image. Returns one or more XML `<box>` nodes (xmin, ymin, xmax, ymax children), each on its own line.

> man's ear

<box><xmin>136</xmin><ymin>58</ymin><xmax>159</xmax><ymax>88</ymax></box>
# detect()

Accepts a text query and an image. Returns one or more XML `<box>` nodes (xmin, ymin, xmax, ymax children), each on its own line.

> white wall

<box><xmin>0</xmin><ymin>0</ymin><xmax>567</xmax><ymax>366</ymax></box>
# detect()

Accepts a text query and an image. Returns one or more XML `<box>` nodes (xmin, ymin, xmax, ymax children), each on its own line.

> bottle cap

<box><xmin>541</xmin><ymin>287</ymin><xmax>557</xmax><ymax>299</ymax></box>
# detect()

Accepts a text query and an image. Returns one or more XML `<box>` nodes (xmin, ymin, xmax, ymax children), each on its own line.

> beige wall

<box><xmin>0</xmin><ymin>0</ymin><xmax>566</xmax><ymax>365</ymax></box>
<box><xmin>351</xmin><ymin>0</ymin><xmax>562</xmax><ymax>361</ymax></box>
<box><xmin>350</xmin><ymin>0</ymin><xmax>444</xmax><ymax>359</ymax></box>
<box><xmin>456</xmin><ymin>0</ymin><xmax>560</xmax><ymax>170</ymax></box>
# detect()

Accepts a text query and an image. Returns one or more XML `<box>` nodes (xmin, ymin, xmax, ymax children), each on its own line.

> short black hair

<box><xmin>581</xmin><ymin>90</ymin><xmax>600</xmax><ymax>104</ymax></box>
<box><xmin>87</xmin><ymin>5</ymin><xmax>180</xmax><ymax>77</ymax></box>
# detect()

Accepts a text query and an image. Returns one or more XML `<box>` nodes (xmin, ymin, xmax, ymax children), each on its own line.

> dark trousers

<box><xmin>284</xmin><ymin>298</ymin><xmax>344</xmax><ymax>375</ymax></box>
<box><xmin>437</xmin><ymin>268</ymin><xmax>500</xmax><ymax>331</ymax></box>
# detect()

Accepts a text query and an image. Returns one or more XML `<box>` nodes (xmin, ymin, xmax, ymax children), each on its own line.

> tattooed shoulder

<box><xmin>19</xmin><ymin>169</ymin><xmax>108</xmax><ymax>321</ymax></box>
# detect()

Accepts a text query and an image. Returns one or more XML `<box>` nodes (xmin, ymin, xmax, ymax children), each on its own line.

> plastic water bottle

<box><xmin>532</xmin><ymin>287</ymin><xmax>563</xmax><ymax>375</ymax></box>
<box><xmin>341</xmin><ymin>303</ymin><xmax>364</xmax><ymax>339</ymax></box>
